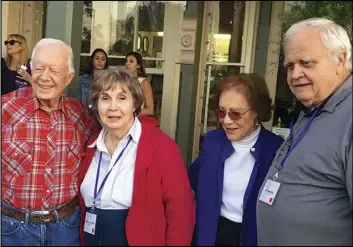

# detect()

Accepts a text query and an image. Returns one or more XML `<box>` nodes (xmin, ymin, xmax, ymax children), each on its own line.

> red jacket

<box><xmin>78</xmin><ymin>116</ymin><xmax>195</xmax><ymax>246</ymax></box>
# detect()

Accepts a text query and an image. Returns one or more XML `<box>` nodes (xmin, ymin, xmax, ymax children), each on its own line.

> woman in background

<box><xmin>4</xmin><ymin>34</ymin><xmax>32</xmax><ymax>89</ymax></box>
<box><xmin>78</xmin><ymin>48</ymin><xmax>109</xmax><ymax>106</ymax></box>
<box><xmin>125</xmin><ymin>52</ymin><xmax>154</xmax><ymax>116</ymax></box>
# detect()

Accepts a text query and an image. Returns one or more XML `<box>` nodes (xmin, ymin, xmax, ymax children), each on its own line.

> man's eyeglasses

<box><xmin>216</xmin><ymin>108</ymin><xmax>252</xmax><ymax>121</ymax></box>
<box><xmin>4</xmin><ymin>40</ymin><xmax>22</xmax><ymax>46</ymax></box>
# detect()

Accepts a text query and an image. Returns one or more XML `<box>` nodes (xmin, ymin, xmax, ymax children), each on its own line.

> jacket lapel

<box><xmin>217</xmin><ymin>132</ymin><xmax>234</xmax><ymax>208</ymax></box>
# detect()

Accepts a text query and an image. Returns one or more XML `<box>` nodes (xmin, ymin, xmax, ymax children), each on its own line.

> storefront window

<box><xmin>80</xmin><ymin>1</ymin><xmax>165</xmax><ymax>58</ymax></box>
<box><xmin>79</xmin><ymin>1</ymin><xmax>186</xmax><ymax>123</ymax></box>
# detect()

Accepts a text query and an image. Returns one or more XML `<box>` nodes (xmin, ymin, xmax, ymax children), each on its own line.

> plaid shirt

<box><xmin>2</xmin><ymin>87</ymin><xmax>99</xmax><ymax>210</ymax></box>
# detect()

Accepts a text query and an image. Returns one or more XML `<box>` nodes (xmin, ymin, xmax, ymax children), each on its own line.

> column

<box><xmin>44</xmin><ymin>1</ymin><xmax>84</xmax><ymax>97</ymax></box>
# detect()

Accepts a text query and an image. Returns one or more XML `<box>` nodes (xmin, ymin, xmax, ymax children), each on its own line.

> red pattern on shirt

<box><xmin>1</xmin><ymin>87</ymin><xmax>99</xmax><ymax>210</ymax></box>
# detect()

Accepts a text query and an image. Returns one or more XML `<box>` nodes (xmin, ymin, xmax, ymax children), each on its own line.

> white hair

<box><xmin>284</xmin><ymin>18</ymin><xmax>352</xmax><ymax>71</ymax></box>
<box><xmin>30</xmin><ymin>38</ymin><xmax>75</xmax><ymax>73</ymax></box>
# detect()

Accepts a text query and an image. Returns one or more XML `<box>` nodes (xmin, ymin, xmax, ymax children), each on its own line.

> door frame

<box><xmin>191</xmin><ymin>1</ymin><xmax>261</xmax><ymax>161</ymax></box>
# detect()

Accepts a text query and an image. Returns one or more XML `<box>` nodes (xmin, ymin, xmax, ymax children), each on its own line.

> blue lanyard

<box><xmin>278</xmin><ymin>105</ymin><xmax>324</xmax><ymax>170</ymax></box>
<box><xmin>93</xmin><ymin>136</ymin><xmax>132</xmax><ymax>205</ymax></box>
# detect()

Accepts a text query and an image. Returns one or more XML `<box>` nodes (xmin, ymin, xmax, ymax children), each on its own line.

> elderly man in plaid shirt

<box><xmin>1</xmin><ymin>38</ymin><xmax>99</xmax><ymax>246</ymax></box>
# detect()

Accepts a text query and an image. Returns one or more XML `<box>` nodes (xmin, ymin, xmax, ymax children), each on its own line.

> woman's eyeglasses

<box><xmin>216</xmin><ymin>108</ymin><xmax>252</xmax><ymax>121</ymax></box>
<box><xmin>4</xmin><ymin>40</ymin><xmax>22</xmax><ymax>46</ymax></box>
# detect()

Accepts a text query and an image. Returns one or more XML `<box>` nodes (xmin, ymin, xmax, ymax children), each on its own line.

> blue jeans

<box><xmin>1</xmin><ymin>205</ymin><xmax>81</xmax><ymax>246</ymax></box>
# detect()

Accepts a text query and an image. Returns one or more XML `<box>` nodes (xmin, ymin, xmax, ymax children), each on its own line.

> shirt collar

<box><xmin>302</xmin><ymin>74</ymin><xmax>352</xmax><ymax>116</ymax></box>
<box><xmin>24</xmin><ymin>89</ymin><xmax>74</xmax><ymax>118</ymax></box>
<box><xmin>87</xmin><ymin>117</ymin><xmax>142</xmax><ymax>151</ymax></box>
<box><xmin>323</xmin><ymin>74</ymin><xmax>352</xmax><ymax>113</ymax></box>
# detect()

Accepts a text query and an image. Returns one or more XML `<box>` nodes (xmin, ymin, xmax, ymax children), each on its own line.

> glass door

<box><xmin>80</xmin><ymin>1</ymin><xmax>186</xmax><ymax>137</ymax></box>
<box><xmin>192</xmin><ymin>1</ymin><xmax>260</xmax><ymax>159</ymax></box>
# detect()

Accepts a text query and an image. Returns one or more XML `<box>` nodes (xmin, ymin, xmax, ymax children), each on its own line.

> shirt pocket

<box><xmin>66</xmin><ymin>142</ymin><xmax>84</xmax><ymax>173</ymax></box>
<box><xmin>2</xmin><ymin>141</ymin><xmax>33</xmax><ymax>176</ymax></box>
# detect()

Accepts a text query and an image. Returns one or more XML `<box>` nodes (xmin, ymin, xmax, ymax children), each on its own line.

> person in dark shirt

<box><xmin>1</xmin><ymin>57</ymin><xmax>17</xmax><ymax>95</ymax></box>
<box><xmin>4</xmin><ymin>34</ymin><xmax>32</xmax><ymax>89</ymax></box>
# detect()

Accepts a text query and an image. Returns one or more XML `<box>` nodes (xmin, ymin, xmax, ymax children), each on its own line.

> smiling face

<box><xmin>97</xmin><ymin>83</ymin><xmax>135</xmax><ymax>133</ymax></box>
<box><xmin>31</xmin><ymin>44</ymin><xmax>74</xmax><ymax>106</ymax></box>
<box><xmin>92</xmin><ymin>51</ymin><xmax>107</xmax><ymax>70</ymax></box>
<box><xmin>284</xmin><ymin>28</ymin><xmax>344</xmax><ymax>108</ymax></box>
<box><xmin>218</xmin><ymin>88</ymin><xmax>258</xmax><ymax>141</ymax></box>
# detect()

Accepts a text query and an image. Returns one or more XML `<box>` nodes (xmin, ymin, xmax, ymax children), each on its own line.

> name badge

<box><xmin>84</xmin><ymin>212</ymin><xmax>97</xmax><ymax>235</ymax></box>
<box><xmin>259</xmin><ymin>179</ymin><xmax>281</xmax><ymax>206</ymax></box>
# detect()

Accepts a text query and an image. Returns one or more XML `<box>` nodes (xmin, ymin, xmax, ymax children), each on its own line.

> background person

<box><xmin>78</xmin><ymin>48</ymin><xmax>109</xmax><ymax>106</ymax></box>
<box><xmin>125</xmin><ymin>51</ymin><xmax>154</xmax><ymax>116</ymax></box>
<box><xmin>1</xmin><ymin>57</ymin><xmax>17</xmax><ymax>95</ymax></box>
<box><xmin>4</xmin><ymin>34</ymin><xmax>32</xmax><ymax>88</ymax></box>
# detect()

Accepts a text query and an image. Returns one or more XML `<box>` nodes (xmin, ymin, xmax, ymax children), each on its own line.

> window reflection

<box><xmin>207</xmin><ymin>1</ymin><xmax>245</xmax><ymax>63</ymax></box>
<box><xmin>201</xmin><ymin>65</ymin><xmax>242</xmax><ymax>135</ymax></box>
<box><xmin>81</xmin><ymin>1</ymin><xmax>165</xmax><ymax>58</ymax></box>
<box><xmin>272</xmin><ymin>44</ymin><xmax>304</xmax><ymax>128</ymax></box>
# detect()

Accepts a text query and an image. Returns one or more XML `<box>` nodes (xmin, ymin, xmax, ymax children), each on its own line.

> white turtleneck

<box><xmin>220</xmin><ymin>125</ymin><xmax>261</xmax><ymax>223</ymax></box>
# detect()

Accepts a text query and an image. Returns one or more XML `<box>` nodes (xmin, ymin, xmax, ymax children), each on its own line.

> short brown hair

<box><xmin>215</xmin><ymin>74</ymin><xmax>273</xmax><ymax>122</ymax></box>
<box><xmin>88</xmin><ymin>68</ymin><xmax>145</xmax><ymax>116</ymax></box>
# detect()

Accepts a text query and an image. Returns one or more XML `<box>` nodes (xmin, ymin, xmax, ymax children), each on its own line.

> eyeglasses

<box><xmin>4</xmin><ymin>40</ymin><xmax>22</xmax><ymax>46</ymax></box>
<box><xmin>216</xmin><ymin>108</ymin><xmax>252</xmax><ymax>121</ymax></box>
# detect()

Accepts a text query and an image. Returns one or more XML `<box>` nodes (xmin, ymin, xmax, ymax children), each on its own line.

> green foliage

<box><xmin>280</xmin><ymin>1</ymin><xmax>352</xmax><ymax>40</ymax></box>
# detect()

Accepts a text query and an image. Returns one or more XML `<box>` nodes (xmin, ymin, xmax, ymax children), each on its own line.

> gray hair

<box><xmin>284</xmin><ymin>18</ymin><xmax>352</xmax><ymax>71</ymax></box>
<box><xmin>89</xmin><ymin>68</ymin><xmax>145</xmax><ymax>117</ymax></box>
<box><xmin>30</xmin><ymin>38</ymin><xmax>75</xmax><ymax>73</ymax></box>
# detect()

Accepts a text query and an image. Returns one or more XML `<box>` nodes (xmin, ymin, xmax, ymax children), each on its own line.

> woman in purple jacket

<box><xmin>189</xmin><ymin>74</ymin><xmax>284</xmax><ymax>246</ymax></box>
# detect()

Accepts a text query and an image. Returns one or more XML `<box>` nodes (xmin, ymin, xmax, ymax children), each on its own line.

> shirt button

<box><xmin>46</xmin><ymin>190</ymin><xmax>50</xmax><ymax>193</ymax></box>
<box><xmin>14</xmin><ymin>153</ymin><xmax>18</xmax><ymax>156</ymax></box>
<box><xmin>46</xmin><ymin>168</ymin><xmax>52</xmax><ymax>173</ymax></box>
<box><xmin>250</xmin><ymin>148</ymin><xmax>255</xmax><ymax>151</ymax></box>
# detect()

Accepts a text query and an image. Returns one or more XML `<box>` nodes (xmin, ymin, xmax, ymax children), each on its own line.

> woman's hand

<box><xmin>17</xmin><ymin>69</ymin><xmax>32</xmax><ymax>84</ymax></box>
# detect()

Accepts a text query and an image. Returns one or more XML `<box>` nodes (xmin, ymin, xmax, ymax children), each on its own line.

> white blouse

<box><xmin>220</xmin><ymin>125</ymin><xmax>261</xmax><ymax>222</ymax></box>
<box><xmin>80</xmin><ymin>117</ymin><xmax>141</xmax><ymax>210</ymax></box>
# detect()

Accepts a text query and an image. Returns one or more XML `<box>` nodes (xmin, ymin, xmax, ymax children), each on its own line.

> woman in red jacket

<box><xmin>78</xmin><ymin>68</ymin><xmax>195</xmax><ymax>246</ymax></box>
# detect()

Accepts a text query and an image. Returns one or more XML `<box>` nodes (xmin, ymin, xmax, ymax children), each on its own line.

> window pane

<box><xmin>201</xmin><ymin>65</ymin><xmax>242</xmax><ymax>134</ymax></box>
<box><xmin>207</xmin><ymin>1</ymin><xmax>246</xmax><ymax>63</ymax></box>
<box><xmin>137</xmin><ymin>2</ymin><xmax>165</xmax><ymax>57</ymax></box>
<box><xmin>80</xmin><ymin>1</ymin><xmax>166</xmax><ymax>58</ymax></box>
<box><xmin>150</xmin><ymin>74</ymin><xmax>164</xmax><ymax>124</ymax></box>
<box><xmin>272</xmin><ymin>48</ymin><xmax>303</xmax><ymax>129</ymax></box>
<box><xmin>199</xmin><ymin>64</ymin><xmax>243</xmax><ymax>151</ymax></box>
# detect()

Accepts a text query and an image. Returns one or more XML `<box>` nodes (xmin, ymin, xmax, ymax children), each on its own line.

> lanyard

<box><xmin>273</xmin><ymin>105</ymin><xmax>324</xmax><ymax>180</ymax></box>
<box><xmin>93</xmin><ymin>136</ymin><xmax>132</xmax><ymax>207</ymax></box>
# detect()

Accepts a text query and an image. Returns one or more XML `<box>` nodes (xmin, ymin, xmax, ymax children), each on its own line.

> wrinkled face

<box><xmin>31</xmin><ymin>44</ymin><xmax>74</xmax><ymax>103</ymax></box>
<box><xmin>284</xmin><ymin>28</ymin><xmax>344</xmax><ymax>108</ymax></box>
<box><xmin>218</xmin><ymin>89</ymin><xmax>258</xmax><ymax>141</ymax></box>
<box><xmin>97</xmin><ymin>83</ymin><xmax>135</xmax><ymax>133</ymax></box>
<box><xmin>125</xmin><ymin>55</ymin><xmax>140</xmax><ymax>76</ymax></box>
<box><xmin>6</xmin><ymin>36</ymin><xmax>23</xmax><ymax>56</ymax></box>
<box><xmin>92</xmin><ymin>51</ymin><xmax>107</xmax><ymax>70</ymax></box>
